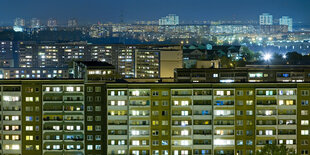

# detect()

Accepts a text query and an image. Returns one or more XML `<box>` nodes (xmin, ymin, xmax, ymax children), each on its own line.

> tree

<box><xmin>272</xmin><ymin>53</ymin><xmax>286</xmax><ymax>65</ymax></box>
<box><xmin>286</xmin><ymin>51</ymin><xmax>302</xmax><ymax>65</ymax></box>
<box><xmin>232</xmin><ymin>39</ymin><xmax>240</xmax><ymax>46</ymax></box>
<box><xmin>223</xmin><ymin>40</ymin><xmax>230</xmax><ymax>45</ymax></box>
<box><xmin>211</xmin><ymin>36</ymin><xmax>218</xmax><ymax>44</ymax></box>
<box><xmin>240</xmin><ymin>46</ymin><xmax>256</xmax><ymax>62</ymax></box>
<box><xmin>256</xmin><ymin>144</ymin><xmax>296</xmax><ymax>155</ymax></box>
<box><xmin>241</xmin><ymin>37</ymin><xmax>251</xmax><ymax>45</ymax></box>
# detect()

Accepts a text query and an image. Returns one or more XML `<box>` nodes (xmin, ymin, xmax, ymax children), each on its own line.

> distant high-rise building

<box><xmin>68</xmin><ymin>19</ymin><xmax>78</xmax><ymax>27</ymax></box>
<box><xmin>159</xmin><ymin>14</ymin><xmax>179</xmax><ymax>26</ymax></box>
<box><xmin>47</xmin><ymin>18</ymin><xmax>57</xmax><ymax>27</ymax></box>
<box><xmin>14</xmin><ymin>18</ymin><xmax>25</xmax><ymax>27</ymax></box>
<box><xmin>259</xmin><ymin>13</ymin><xmax>273</xmax><ymax>25</ymax></box>
<box><xmin>30</xmin><ymin>18</ymin><xmax>40</xmax><ymax>28</ymax></box>
<box><xmin>280</xmin><ymin>16</ymin><xmax>293</xmax><ymax>32</ymax></box>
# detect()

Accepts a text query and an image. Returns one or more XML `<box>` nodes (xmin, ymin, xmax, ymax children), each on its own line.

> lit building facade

<box><xmin>14</xmin><ymin>18</ymin><xmax>25</xmax><ymax>27</ymax></box>
<box><xmin>106</xmin><ymin>82</ymin><xmax>310</xmax><ymax>155</ymax></box>
<box><xmin>159</xmin><ymin>14</ymin><xmax>179</xmax><ymax>26</ymax></box>
<box><xmin>68</xmin><ymin>19</ymin><xmax>78</xmax><ymax>27</ymax></box>
<box><xmin>259</xmin><ymin>13</ymin><xmax>273</xmax><ymax>25</ymax></box>
<box><xmin>18</xmin><ymin>43</ymin><xmax>182</xmax><ymax>78</ymax></box>
<box><xmin>0</xmin><ymin>80</ymin><xmax>308</xmax><ymax>154</ymax></box>
<box><xmin>47</xmin><ymin>18</ymin><xmax>57</xmax><ymax>27</ymax></box>
<box><xmin>280</xmin><ymin>16</ymin><xmax>293</xmax><ymax>32</ymax></box>
<box><xmin>175</xmin><ymin>66</ymin><xmax>310</xmax><ymax>83</ymax></box>
<box><xmin>30</xmin><ymin>18</ymin><xmax>40</xmax><ymax>29</ymax></box>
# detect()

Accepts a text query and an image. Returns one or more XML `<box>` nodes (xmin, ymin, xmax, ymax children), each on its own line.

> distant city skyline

<box><xmin>0</xmin><ymin>0</ymin><xmax>309</xmax><ymax>25</ymax></box>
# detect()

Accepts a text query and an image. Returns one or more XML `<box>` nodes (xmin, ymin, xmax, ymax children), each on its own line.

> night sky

<box><xmin>0</xmin><ymin>0</ymin><xmax>309</xmax><ymax>24</ymax></box>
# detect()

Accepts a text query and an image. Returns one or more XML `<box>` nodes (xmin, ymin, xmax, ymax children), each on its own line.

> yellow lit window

<box><xmin>152</xmin><ymin>121</ymin><xmax>159</xmax><ymax>126</ymax></box>
<box><xmin>26</xmin><ymin>136</ymin><xmax>33</xmax><ymax>141</ymax></box>
<box><xmin>87</xmin><ymin>126</ymin><xmax>93</xmax><ymax>131</ymax></box>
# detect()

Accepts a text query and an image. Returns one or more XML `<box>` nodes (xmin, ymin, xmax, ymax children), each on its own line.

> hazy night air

<box><xmin>0</xmin><ymin>0</ymin><xmax>309</xmax><ymax>24</ymax></box>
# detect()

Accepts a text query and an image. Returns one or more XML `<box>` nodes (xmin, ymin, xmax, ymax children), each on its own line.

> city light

<box><xmin>263</xmin><ymin>53</ymin><xmax>272</xmax><ymax>61</ymax></box>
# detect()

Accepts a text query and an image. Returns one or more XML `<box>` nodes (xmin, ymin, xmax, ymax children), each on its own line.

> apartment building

<box><xmin>0</xmin><ymin>80</ymin><xmax>103</xmax><ymax>155</ymax></box>
<box><xmin>106</xmin><ymin>82</ymin><xmax>310</xmax><ymax>155</ymax></box>
<box><xmin>0</xmin><ymin>80</ymin><xmax>309</xmax><ymax>155</ymax></box>
<box><xmin>18</xmin><ymin>43</ymin><xmax>182</xmax><ymax>78</ymax></box>
<box><xmin>175</xmin><ymin>65</ymin><xmax>310</xmax><ymax>83</ymax></box>
<box><xmin>0</xmin><ymin>68</ymin><xmax>69</xmax><ymax>79</ymax></box>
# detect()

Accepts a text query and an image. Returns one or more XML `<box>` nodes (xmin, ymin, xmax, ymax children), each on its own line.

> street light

<box><xmin>263</xmin><ymin>53</ymin><xmax>272</xmax><ymax>61</ymax></box>
<box><xmin>263</xmin><ymin>53</ymin><xmax>272</xmax><ymax>67</ymax></box>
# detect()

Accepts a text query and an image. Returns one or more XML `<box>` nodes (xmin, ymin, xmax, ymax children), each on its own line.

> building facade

<box><xmin>18</xmin><ymin>43</ymin><xmax>182</xmax><ymax>78</ymax></box>
<box><xmin>0</xmin><ymin>80</ymin><xmax>309</xmax><ymax>154</ymax></box>
<box><xmin>174</xmin><ymin>66</ymin><xmax>310</xmax><ymax>83</ymax></box>
<box><xmin>159</xmin><ymin>14</ymin><xmax>179</xmax><ymax>26</ymax></box>
<box><xmin>259</xmin><ymin>13</ymin><xmax>273</xmax><ymax>25</ymax></box>
<box><xmin>280</xmin><ymin>16</ymin><xmax>293</xmax><ymax>32</ymax></box>
<box><xmin>106</xmin><ymin>82</ymin><xmax>310</xmax><ymax>155</ymax></box>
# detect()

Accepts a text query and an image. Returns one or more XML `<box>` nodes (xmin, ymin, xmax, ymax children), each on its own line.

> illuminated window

<box><xmin>181</xmin><ymin>130</ymin><xmax>189</xmax><ymax>136</ymax></box>
<box><xmin>26</xmin><ymin>136</ymin><xmax>33</xmax><ymax>140</ymax></box>
<box><xmin>301</xmin><ymin>130</ymin><xmax>309</xmax><ymax>135</ymax></box>
<box><xmin>214</xmin><ymin>139</ymin><xmax>234</xmax><ymax>145</ymax></box>
<box><xmin>266</xmin><ymin>91</ymin><xmax>273</xmax><ymax>95</ymax></box>
<box><xmin>181</xmin><ymin>121</ymin><xmax>188</xmax><ymax>126</ymax></box>
<box><xmin>95</xmin><ymin>145</ymin><xmax>101</xmax><ymax>150</ymax></box>
<box><xmin>26</xmin><ymin>116</ymin><xmax>33</xmax><ymax>121</ymax></box>
<box><xmin>265</xmin><ymin>110</ymin><xmax>273</xmax><ymax>116</ymax></box>
<box><xmin>216</xmin><ymin>91</ymin><xmax>224</xmax><ymax>96</ymax></box>
<box><xmin>26</xmin><ymin>126</ymin><xmax>33</xmax><ymax>131</ymax></box>
<box><xmin>53</xmin><ymin>87</ymin><xmax>61</xmax><ymax>92</ymax></box>
<box><xmin>12</xmin><ymin>135</ymin><xmax>19</xmax><ymax>140</ymax></box>
<box><xmin>162</xmin><ymin>120</ymin><xmax>168</xmax><ymax>125</ymax></box>
<box><xmin>181</xmin><ymin>140</ymin><xmax>189</xmax><ymax>146</ymax></box>
<box><xmin>246</xmin><ymin>110</ymin><xmax>253</xmax><ymax>115</ymax></box>
<box><xmin>301</xmin><ymin>110</ymin><xmax>308</xmax><ymax>115</ymax></box>
<box><xmin>162</xmin><ymin>140</ymin><xmax>168</xmax><ymax>145</ymax></box>
<box><xmin>12</xmin><ymin>144</ymin><xmax>20</xmax><ymax>150</ymax></box>
<box><xmin>181</xmin><ymin>101</ymin><xmax>189</xmax><ymax>106</ymax></box>
<box><xmin>132</xmin><ymin>90</ymin><xmax>140</xmax><ymax>96</ymax></box>
<box><xmin>152</xmin><ymin>121</ymin><xmax>159</xmax><ymax>126</ymax></box>
<box><xmin>174</xmin><ymin>101</ymin><xmax>179</xmax><ymax>105</ymax></box>
<box><xmin>279</xmin><ymin>100</ymin><xmax>284</xmax><ymax>105</ymax></box>
<box><xmin>181</xmin><ymin>111</ymin><xmax>188</xmax><ymax>116</ymax></box>
<box><xmin>246</xmin><ymin>100</ymin><xmax>253</xmax><ymax>105</ymax></box>
<box><xmin>87</xmin><ymin>126</ymin><xmax>93</xmax><ymax>131</ymax></box>
<box><xmin>25</xmin><ymin>97</ymin><xmax>33</xmax><ymax>102</ymax></box>
<box><xmin>66</xmin><ymin>87</ymin><xmax>74</xmax><ymax>92</ymax></box>
<box><xmin>132</xmin><ymin>140</ymin><xmax>139</xmax><ymax>145</ymax></box>
<box><xmin>131</xmin><ymin>130</ymin><xmax>139</xmax><ymax>136</ymax></box>
<box><xmin>12</xmin><ymin>116</ymin><xmax>19</xmax><ymax>121</ymax></box>
<box><xmin>118</xmin><ymin>101</ymin><xmax>125</xmax><ymax>106</ymax></box>
<box><xmin>286</xmin><ymin>140</ymin><xmax>293</xmax><ymax>144</ymax></box>
<box><xmin>301</xmin><ymin>120</ymin><xmax>309</xmax><ymax>125</ymax></box>
<box><xmin>266</xmin><ymin>130</ymin><xmax>273</xmax><ymax>135</ymax></box>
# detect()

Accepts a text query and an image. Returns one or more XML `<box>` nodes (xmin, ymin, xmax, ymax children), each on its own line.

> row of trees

<box><xmin>221</xmin><ymin>49</ymin><xmax>309</xmax><ymax>68</ymax></box>
<box><xmin>256</xmin><ymin>144</ymin><xmax>296</xmax><ymax>155</ymax></box>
